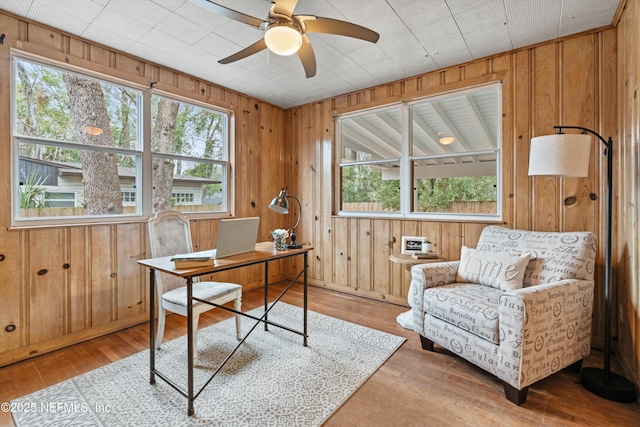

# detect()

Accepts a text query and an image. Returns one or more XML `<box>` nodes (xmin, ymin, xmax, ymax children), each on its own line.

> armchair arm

<box><xmin>409</xmin><ymin>261</ymin><xmax>459</xmax><ymax>333</ymax></box>
<box><xmin>497</xmin><ymin>279</ymin><xmax>595</xmax><ymax>389</ymax></box>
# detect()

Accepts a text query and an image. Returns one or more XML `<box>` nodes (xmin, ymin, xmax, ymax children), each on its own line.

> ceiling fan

<box><xmin>189</xmin><ymin>0</ymin><xmax>380</xmax><ymax>78</ymax></box>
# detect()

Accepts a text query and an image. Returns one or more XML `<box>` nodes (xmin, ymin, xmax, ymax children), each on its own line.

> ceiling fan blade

<box><xmin>297</xmin><ymin>34</ymin><xmax>316</xmax><ymax>78</ymax></box>
<box><xmin>189</xmin><ymin>0</ymin><xmax>263</xmax><ymax>28</ymax></box>
<box><xmin>272</xmin><ymin>0</ymin><xmax>299</xmax><ymax>17</ymax></box>
<box><xmin>218</xmin><ymin>39</ymin><xmax>268</xmax><ymax>64</ymax></box>
<box><xmin>303</xmin><ymin>17</ymin><xmax>380</xmax><ymax>43</ymax></box>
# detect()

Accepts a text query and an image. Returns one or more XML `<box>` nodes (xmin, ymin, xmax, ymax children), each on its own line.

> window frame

<box><xmin>336</xmin><ymin>82</ymin><xmax>502</xmax><ymax>221</ymax></box>
<box><xmin>10</xmin><ymin>52</ymin><xmax>234</xmax><ymax>228</ymax></box>
<box><xmin>149</xmin><ymin>91</ymin><xmax>231</xmax><ymax>217</ymax></box>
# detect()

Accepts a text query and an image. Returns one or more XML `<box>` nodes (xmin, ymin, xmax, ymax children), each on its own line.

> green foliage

<box><xmin>15</xmin><ymin>59</ymin><xmax>139</xmax><ymax>158</ymax></box>
<box><xmin>342</xmin><ymin>163</ymin><xmax>496</xmax><ymax>213</ymax></box>
<box><xmin>341</xmin><ymin>165</ymin><xmax>400</xmax><ymax>210</ymax></box>
<box><xmin>152</xmin><ymin>96</ymin><xmax>225</xmax><ymax>180</ymax></box>
<box><xmin>416</xmin><ymin>176</ymin><xmax>496</xmax><ymax>211</ymax></box>
<box><xmin>19</xmin><ymin>171</ymin><xmax>48</xmax><ymax>209</ymax></box>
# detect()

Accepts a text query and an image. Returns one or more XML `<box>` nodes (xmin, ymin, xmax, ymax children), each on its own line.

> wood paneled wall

<box><xmin>614</xmin><ymin>0</ymin><xmax>640</xmax><ymax>388</ymax></box>
<box><xmin>0</xmin><ymin>12</ymin><xmax>288</xmax><ymax>366</ymax></box>
<box><xmin>286</xmin><ymin>30</ymin><xmax>619</xmax><ymax>350</ymax></box>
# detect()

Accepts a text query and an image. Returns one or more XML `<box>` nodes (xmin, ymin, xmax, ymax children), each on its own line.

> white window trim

<box><xmin>336</xmin><ymin>82</ymin><xmax>503</xmax><ymax>221</ymax></box>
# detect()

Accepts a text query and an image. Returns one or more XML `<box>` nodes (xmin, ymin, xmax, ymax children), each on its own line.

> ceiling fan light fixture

<box><xmin>264</xmin><ymin>22</ymin><xmax>302</xmax><ymax>56</ymax></box>
<box><xmin>439</xmin><ymin>136</ymin><xmax>455</xmax><ymax>145</ymax></box>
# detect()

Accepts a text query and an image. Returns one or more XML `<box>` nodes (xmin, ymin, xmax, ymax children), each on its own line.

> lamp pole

<box><xmin>286</xmin><ymin>194</ymin><xmax>302</xmax><ymax>249</ymax></box>
<box><xmin>553</xmin><ymin>126</ymin><xmax>635</xmax><ymax>402</ymax></box>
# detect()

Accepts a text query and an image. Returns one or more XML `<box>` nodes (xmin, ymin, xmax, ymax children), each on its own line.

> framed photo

<box><xmin>401</xmin><ymin>236</ymin><xmax>426</xmax><ymax>255</ymax></box>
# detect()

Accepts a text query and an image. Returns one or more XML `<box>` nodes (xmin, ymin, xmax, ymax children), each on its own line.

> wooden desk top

<box><xmin>388</xmin><ymin>253</ymin><xmax>446</xmax><ymax>265</ymax></box>
<box><xmin>138</xmin><ymin>241</ymin><xmax>313</xmax><ymax>277</ymax></box>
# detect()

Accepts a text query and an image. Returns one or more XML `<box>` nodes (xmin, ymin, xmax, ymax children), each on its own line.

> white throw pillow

<box><xmin>456</xmin><ymin>246</ymin><xmax>531</xmax><ymax>291</ymax></box>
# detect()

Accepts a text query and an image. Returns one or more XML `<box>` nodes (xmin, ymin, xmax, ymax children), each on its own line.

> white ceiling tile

<box><xmin>81</xmin><ymin>24</ymin><xmax>136</xmax><ymax>52</ymax></box>
<box><xmin>106</xmin><ymin>0</ymin><xmax>171</xmax><ymax>27</ymax></box>
<box><xmin>27</xmin><ymin>7</ymin><xmax>92</xmax><ymax>35</ymax></box>
<box><xmin>345</xmin><ymin>45</ymin><xmax>388</xmax><ymax>68</ymax></box>
<box><xmin>377</xmin><ymin>34</ymin><xmax>427</xmax><ymax>57</ymax></box>
<box><xmin>24</xmin><ymin>0</ymin><xmax>104</xmax><ymax>36</ymax></box>
<box><xmin>446</xmin><ymin>0</ymin><xmax>497</xmax><ymax>15</ymax></box>
<box><xmin>156</xmin><ymin>12</ymin><xmax>211</xmax><ymax>44</ymax></box>
<box><xmin>454</xmin><ymin>1</ymin><xmax>507</xmax><ymax>34</ymax></box>
<box><xmin>388</xmin><ymin>0</ymin><xmax>451</xmax><ymax>29</ymax></box>
<box><xmin>193</xmin><ymin>31</ymin><xmax>250</xmax><ymax>58</ymax></box>
<box><xmin>92</xmin><ymin>6</ymin><xmax>153</xmax><ymax>39</ymax></box>
<box><xmin>390</xmin><ymin>50</ymin><xmax>438</xmax><ymax>76</ymax></box>
<box><xmin>329</xmin><ymin>66</ymin><xmax>377</xmax><ymax>88</ymax></box>
<box><xmin>465</xmin><ymin>25</ymin><xmax>512</xmax><ymax>59</ymax></box>
<box><xmin>150</xmin><ymin>0</ymin><xmax>186</xmax><ymax>12</ymax></box>
<box><xmin>0</xmin><ymin>0</ymin><xmax>33</xmax><ymax>16</ymax></box>
<box><xmin>136</xmin><ymin>28</ymin><xmax>193</xmax><ymax>54</ymax></box>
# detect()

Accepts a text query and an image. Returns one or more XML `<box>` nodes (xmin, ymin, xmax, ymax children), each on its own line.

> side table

<box><xmin>389</xmin><ymin>253</ymin><xmax>446</xmax><ymax>330</ymax></box>
<box><xmin>388</xmin><ymin>253</ymin><xmax>446</xmax><ymax>270</ymax></box>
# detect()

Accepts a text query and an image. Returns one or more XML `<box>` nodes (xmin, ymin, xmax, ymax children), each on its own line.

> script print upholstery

<box><xmin>409</xmin><ymin>226</ymin><xmax>596</xmax><ymax>403</ymax></box>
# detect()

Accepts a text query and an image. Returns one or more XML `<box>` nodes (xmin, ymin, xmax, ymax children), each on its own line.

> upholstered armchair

<box><xmin>409</xmin><ymin>226</ymin><xmax>597</xmax><ymax>405</ymax></box>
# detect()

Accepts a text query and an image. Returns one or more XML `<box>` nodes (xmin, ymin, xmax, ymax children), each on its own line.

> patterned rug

<box><xmin>12</xmin><ymin>303</ymin><xmax>405</xmax><ymax>426</ymax></box>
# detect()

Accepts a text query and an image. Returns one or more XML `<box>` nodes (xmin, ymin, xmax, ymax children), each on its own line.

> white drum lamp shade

<box><xmin>528</xmin><ymin>134</ymin><xmax>591</xmax><ymax>177</ymax></box>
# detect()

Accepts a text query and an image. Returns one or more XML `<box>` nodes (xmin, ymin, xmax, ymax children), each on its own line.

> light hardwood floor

<box><xmin>1</xmin><ymin>283</ymin><xmax>639</xmax><ymax>426</ymax></box>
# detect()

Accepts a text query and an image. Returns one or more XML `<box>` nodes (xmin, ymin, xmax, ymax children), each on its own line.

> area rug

<box><xmin>12</xmin><ymin>303</ymin><xmax>405</xmax><ymax>426</ymax></box>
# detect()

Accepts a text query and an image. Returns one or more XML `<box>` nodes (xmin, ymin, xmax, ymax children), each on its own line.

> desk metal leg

<box><xmin>264</xmin><ymin>262</ymin><xmax>269</xmax><ymax>331</ymax></box>
<box><xmin>303</xmin><ymin>252</ymin><xmax>308</xmax><ymax>347</ymax></box>
<box><xmin>186</xmin><ymin>277</ymin><xmax>194</xmax><ymax>416</ymax></box>
<box><xmin>149</xmin><ymin>269</ymin><xmax>156</xmax><ymax>384</ymax></box>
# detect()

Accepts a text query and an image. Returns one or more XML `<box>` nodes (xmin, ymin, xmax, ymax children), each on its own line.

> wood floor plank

<box><xmin>0</xmin><ymin>283</ymin><xmax>638</xmax><ymax>426</ymax></box>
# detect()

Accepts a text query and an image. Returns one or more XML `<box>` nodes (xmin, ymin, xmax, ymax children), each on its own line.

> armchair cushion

<box><xmin>457</xmin><ymin>246</ymin><xmax>531</xmax><ymax>290</ymax></box>
<box><xmin>424</xmin><ymin>283</ymin><xmax>503</xmax><ymax>344</ymax></box>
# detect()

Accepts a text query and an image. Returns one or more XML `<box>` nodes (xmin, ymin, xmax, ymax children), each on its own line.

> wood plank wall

<box><xmin>285</xmin><ymin>29</ymin><xmax>620</xmax><ymax>352</ymax></box>
<box><xmin>0</xmin><ymin>12</ymin><xmax>288</xmax><ymax>367</ymax></box>
<box><xmin>614</xmin><ymin>0</ymin><xmax>640</xmax><ymax>388</ymax></box>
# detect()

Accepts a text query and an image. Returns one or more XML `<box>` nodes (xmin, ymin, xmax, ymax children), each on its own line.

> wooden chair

<box><xmin>148</xmin><ymin>210</ymin><xmax>242</xmax><ymax>361</ymax></box>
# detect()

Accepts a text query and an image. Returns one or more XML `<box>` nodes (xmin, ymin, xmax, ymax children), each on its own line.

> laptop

<box><xmin>213</xmin><ymin>216</ymin><xmax>260</xmax><ymax>259</ymax></box>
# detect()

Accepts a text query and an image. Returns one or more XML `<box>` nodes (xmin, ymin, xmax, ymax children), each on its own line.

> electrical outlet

<box><xmin>619</xmin><ymin>304</ymin><xmax>624</xmax><ymax>324</ymax></box>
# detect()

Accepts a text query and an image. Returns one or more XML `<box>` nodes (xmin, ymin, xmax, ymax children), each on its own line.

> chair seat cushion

<box><xmin>162</xmin><ymin>281</ymin><xmax>241</xmax><ymax>306</ymax></box>
<box><xmin>423</xmin><ymin>283</ymin><xmax>503</xmax><ymax>344</ymax></box>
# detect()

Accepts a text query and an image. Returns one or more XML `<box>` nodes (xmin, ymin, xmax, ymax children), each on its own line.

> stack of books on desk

<box><xmin>171</xmin><ymin>250</ymin><xmax>215</xmax><ymax>268</ymax></box>
<box><xmin>411</xmin><ymin>251</ymin><xmax>440</xmax><ymax>260</ymax></box>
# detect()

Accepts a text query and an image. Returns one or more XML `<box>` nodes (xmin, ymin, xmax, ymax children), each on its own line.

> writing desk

<box><xmin>137</xmin><ymin>241</ymin><xmax>313</xmax><ymax>416</ymax></box>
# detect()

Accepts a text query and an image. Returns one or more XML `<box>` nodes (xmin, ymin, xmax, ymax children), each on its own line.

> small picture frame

<box><xmin>401</xmin><ymin>236</ymin><xmax>426</xmax><ymax>255</ymax></box>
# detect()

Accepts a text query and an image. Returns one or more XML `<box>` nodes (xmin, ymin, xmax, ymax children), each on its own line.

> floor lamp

<box><xmin>529</xmin><ymin>126</ymin><xmax>636</xmax><ymax>403</ymax></box>
<box><xmin>268</xmin><ymin>189</ymin><xmax>303</xmax><ymax>249</ymax></box>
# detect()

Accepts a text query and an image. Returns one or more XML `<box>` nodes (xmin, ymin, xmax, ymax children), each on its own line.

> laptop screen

<box><xmin>214</xmin><ymin>217</ymin><xmax>260</xmax><ymax>259</ymax></box>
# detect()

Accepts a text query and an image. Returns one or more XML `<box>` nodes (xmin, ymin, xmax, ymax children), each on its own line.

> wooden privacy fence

<box><xmin>19</xmin><ymin>204</ymin><xmax>223</xmax><ymax>217</ymax></box>
<box><xmin>341</xmin><ymin>201</ymin><xmax>497</xmax><ymax>214</ymax></box>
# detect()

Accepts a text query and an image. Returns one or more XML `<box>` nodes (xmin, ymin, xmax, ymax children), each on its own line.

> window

<box><xmin>172</xmin><ymin>192</ymin><xmax>195</xmax><ymax>204</ymax></box>
<box><xmin>44</xmin><ymin>192</ymin><xmax>76</xmax><ymax>208</ymax></box>
<box><xmin>339</xmin><ymin>106</ymin><xmax>402</xmax><ymax>213</ymax></box>
<box><xmin>151</xmin><ymin>94</ymin><xmax>228</xmax><ymax>214</ymax></box>
<box><xmin>12</xmin><ymin>55</ymin><xmax>231</xmax><ymax>226</ymax></box>
<box><xmin>337</xmin><ymin>83</ymin><xmax>501</xmax><ymax>220</ymax></box>
<box><xmin>121</xmin><ymin>191</ymin><xmax>136</xmax><ymax>203</ymax></box>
